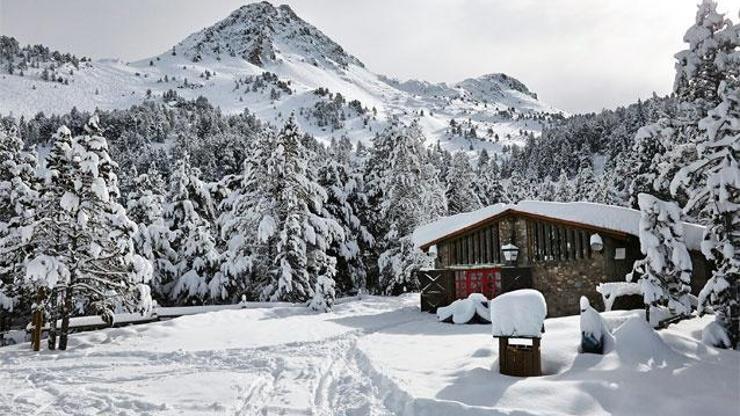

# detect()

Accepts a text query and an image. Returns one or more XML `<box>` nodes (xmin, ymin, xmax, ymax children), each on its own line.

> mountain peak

<box><xmin>175</xmin><ymin>1</ymin><xmax>363</xmax><ymax>69</ymax></box>
<box><xmin>456</xmin><ymin>73</ymin><xmax>538</xmax><ymax>101</ymax></box>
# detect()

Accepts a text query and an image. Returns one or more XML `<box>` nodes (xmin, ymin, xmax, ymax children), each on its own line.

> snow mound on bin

<box><xmin>490</xmin><ymin>289</ymin><xmax>546</xmax><ymax>337</ymax></box>
<box><xmin>437</xmin><ymin>293</ymin><xmax>491</xmax><ymax>324</ymax></box>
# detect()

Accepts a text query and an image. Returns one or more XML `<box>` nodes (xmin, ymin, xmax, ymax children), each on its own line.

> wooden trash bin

<box><xmin>498</xmin><ymin>336</ymin><xmax>541</xmax><ymax>376</ymax></box>
<box><xmin>490</xmin><ymin>289</ymin><xmax>547</xmax><ymax>377</ymax></box>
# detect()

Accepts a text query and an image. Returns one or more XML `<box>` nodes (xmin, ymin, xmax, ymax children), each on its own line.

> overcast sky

<box><xmin>1</xmin><ymin>0</ymin><xmax>738</xmax><ymax>113</ymax></box>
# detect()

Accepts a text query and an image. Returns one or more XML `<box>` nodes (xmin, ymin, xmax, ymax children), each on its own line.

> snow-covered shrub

<box><xmin>437</xmin><ymin>293</ymin><xmax>490</xmax><ymax>324</ymax></box>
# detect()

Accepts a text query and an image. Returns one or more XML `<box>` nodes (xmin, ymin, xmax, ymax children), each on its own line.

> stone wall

<box><xmin>530</xmin><ymin>254</ymin><xmax>610</xmax><ymax>317</ymax></box>
<box><xmin>513</xmin><ymin>221</ymin><xmax>640</xmax><ymax>317</ymax></box>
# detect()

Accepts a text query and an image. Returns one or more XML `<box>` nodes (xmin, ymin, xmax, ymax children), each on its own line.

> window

<box><xmin>530</xmin><ymin>220</ymin><xmax>594</xmax><ymax>263</ymax></box>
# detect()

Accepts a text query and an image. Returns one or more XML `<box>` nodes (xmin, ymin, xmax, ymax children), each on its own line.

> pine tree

<box><xmin>366</xmin><ymin>119</ymin><xmax>446</xmax><ymax>294</ymax></box>
<box><xmin>446</xmin><ymin>152</ymin><xmax>481</xmax><ymax>214</ymax></box>
<box><xmin>267</xmin><ymin>117</ymin><xmax>342</xmax><ymax>305</ymax></box>
<box><xmin>628</xmin><ymin>194</ymin><xmax>693</xmax><ymax>322</ymax></box>
<box><xmin>127</xmin><ymin>169</ymin><xmax>177</xmax><ymax>305</ymax></box>
<box><xmin>218</xmin><ymin>129</ymin><xmax>275</xmax><ymax>301</ymax></box>
<box><xmin>475</xmin><ymin>150</ymin><xmax>499</xmax><ymax>206</ymax></box>
<box><xmin>573</xmin><ymin>165</ymin><xmax>596</xmax><ymax>202</ymax></box>
<box><xmin>317</xmin><ymin>158</ymin><xmax>373</xmax><ymax>295</ymax></box>
<box><xmin>24</xmin><ymin>119</ymin><xmax>153</xmax><ymax>350</ymax></box>
<box><xmin>672</xmin><ymin>82</ymin><xmax>740</xmax><ymax>347</ymax></box>
<box><xmin>163</xmin><ymin>158</ymin><xmax>221</xmax><ymax>305</ymax></box>
<box><xmin>553</xmin><ymin>170</ymin><xmax>572</xmax><ymax>202</ymax></box>
<box><xmin>627</xmin><ymin>120</ymin><xmax>673</xmax><ymax>208</ymax></box>
<box><xmin>0</xmin><ymin>126</ymin><xmax>39</xmax><ymax>323</ymax></box>
<box><xmin>674</xmin><ymin>0</ymin><xmax>736</xmax><ymax>112</ymax></box>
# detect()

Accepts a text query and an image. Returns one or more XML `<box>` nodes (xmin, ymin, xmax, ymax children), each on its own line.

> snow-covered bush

<box><xmin>437</xmin><ymin>293</ymin><xmax>490</xmax><ymax>324</ymax></box>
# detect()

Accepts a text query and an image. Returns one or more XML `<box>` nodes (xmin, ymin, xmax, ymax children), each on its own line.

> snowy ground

<box><xmin>1</xmin><ymin>294</ymin><xmax>737</xmax><ymax>416</ymax></box>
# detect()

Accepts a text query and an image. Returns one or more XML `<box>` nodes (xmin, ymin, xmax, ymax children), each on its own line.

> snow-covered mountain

<box><xmin>0</xmin><ymin>1</ymin><xmax>563</xmax><ymax>153</ymax></box>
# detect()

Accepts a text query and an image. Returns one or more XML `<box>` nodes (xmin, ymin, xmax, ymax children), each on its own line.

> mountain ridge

<box><xmin>0</xmin><ymin>1</ymin><xmax>564</xmax><ymax>155</ymax></box>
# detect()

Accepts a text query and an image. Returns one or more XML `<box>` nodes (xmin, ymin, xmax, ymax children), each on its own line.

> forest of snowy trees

<box><xmin>0</xmin><ymin>1</ymin><xmax>737</xmax><ymax>348</ymax></box>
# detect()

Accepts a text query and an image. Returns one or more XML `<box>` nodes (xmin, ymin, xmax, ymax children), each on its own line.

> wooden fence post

<box><xmin>31</xmin><ymin>288</ymin><xmax>45</xmax><ymax>352</ymax></box>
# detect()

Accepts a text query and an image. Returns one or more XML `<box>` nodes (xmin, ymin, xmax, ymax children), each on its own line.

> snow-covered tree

<box><xmin>218</xmin><ymin>129</ymin><xmax>274</xmax><ymax>301</ymax></box>
<box><xmin>127</xmin><ymin>169</ymin><xmax>177</xmax><ymax>305</ymax></box>
<box><xmin>365</xmin><ymin>119</ymin><xmax>446</xmax><ymax>294</ymax></box>
<box><xmin>265</xmin><ymin>118</ymin><xmax>342</xmax><ymax>305</ymax></box>
<box><xmin>317</xmin><ymin>157</ymin><xmax>373</xmax><ymax>295</ymax></box>
<box><xmin>672</xmin><ymin>82</ymin><xmax>739</xmax><ymax>348</ymax></box>
<box><xmin>674</xmin><ymin>0</ymin><xmax>736</xmax><ymax>112</ymax></box>
<box><xmin>475</xmin><ymin>149</ymin><xmax>505</xmax><ymax>206</ymax></box>
<box><xmin>627</xmin><ymin>193</ymin><xmax>694</xmax><ymax>321</ymax></box>
<box><xmin>553</xmin><ymin>170</ymin><xmax>572</xmax><ymax>202</ymax></box>
<box><xmin>163</xmin><ymin>157</ymin><xmax>221</xmax><ymax>305</ymax></box>
<box><xmin>627</xmin><ymin>120</ymin><xmax>673</xmax><ymax>208</ymax></box>
<box><xmin>0</xmin><ymin>126</ymin><xmax>39</xmax><ymax>321</ymax></box>
<box><xmin>23</xmin><ymin>119</ymin><xmax>152</xmax><ymax>350</ymax></box>
<box><xmin>573</xmin><ymin>165</ymin><xmax>596</xmax><ymax>202</ymax></box>
<box><xmin>446</xmin><ymin>152</ymin><xmax>481</xmax><ymax>215</ymax></box>
<box><xmin>219</xmin><ymin>117</ymin><xmax>342</xmax><ymax>308</ymax></box>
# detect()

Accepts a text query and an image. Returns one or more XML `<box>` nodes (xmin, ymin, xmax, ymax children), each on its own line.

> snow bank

<box><xmin>413</xmin><ymin>201</ymin><xmax>706</xmax><ymax>251</ymax></box>
<box><xmin>612</xmin><ymin>317</ymin><xmax>683</xmax><ymax>365</ymax></box>
<box><xmin>491</xmin><ymin>289</ymin><xmax>546</xmax><ymax>338</ymax></box>
<box><xmin>437</xmin><ymin>293</ymin><xmax>491</xmax><ymax>324</ymax></box>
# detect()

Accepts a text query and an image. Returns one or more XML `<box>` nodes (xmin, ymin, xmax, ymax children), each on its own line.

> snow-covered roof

<box><xmin>490</xmin><ymin>289</ymin><xmax>547</xmax><ymax>338</ymax></box>
<box><xmin>413</xmin><ymin>200</ymin><xmax>706</xmax><ymax>251</ymax></box>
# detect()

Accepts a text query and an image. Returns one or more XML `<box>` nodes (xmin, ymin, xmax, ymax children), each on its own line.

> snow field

<box><xmin>1</xmin><ymin>295</ymin><xmax>738</xmax><ymax>416</ymax></box>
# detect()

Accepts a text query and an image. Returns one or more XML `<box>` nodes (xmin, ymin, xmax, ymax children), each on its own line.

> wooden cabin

<box><xmin>413</xmin><ymin>201</ymin><xmax>710</xmax><ymax>317</ymax></box>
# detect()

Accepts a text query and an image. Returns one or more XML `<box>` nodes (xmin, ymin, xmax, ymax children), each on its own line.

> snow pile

<box><xmin>436</xmin><ymin>293</ymin><xmax>490</xmax><ymax>324</ymax></box>
<box><xmin>612</xmin><ymin>316</ymin><xmax>683</xmax><ymax>365</ymax></box>
<box><xmin>702</xmin><ymin>319</ymin><xmax>733</xmax><ymax>349</ymax></box>
<box><xmin>596</xmin><ymin>282</ymin><xmax>643</xmax><ymax>311</ymax></box>
<box><xmin>413</xmin><ymin>200</ymin><xmax>706</xmax><ymax>251</ymax></box>
<box><xmin>490</xmin><ymin>289</ymin><xmax>546</xmax><ymax>337</ymax></box>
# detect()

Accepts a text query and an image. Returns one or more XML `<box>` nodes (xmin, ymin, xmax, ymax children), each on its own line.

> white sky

<box><xmin>1</xmin><ymin>0</ymin><xmax>738</xmax><ymax>113</ymax></box>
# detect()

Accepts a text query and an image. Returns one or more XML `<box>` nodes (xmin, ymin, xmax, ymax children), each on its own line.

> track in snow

<box><xmin>0</xmin><ymin>299</ymin><xmax>420</xmax><ymax>416</ymax></box>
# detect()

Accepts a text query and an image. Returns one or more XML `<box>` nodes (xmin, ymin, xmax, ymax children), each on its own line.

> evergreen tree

<box><xmin>0</xmin><ymin>126</ymin><xmax>39</xmax><ymax>322</ymax></box>
<box><xmin>317</xmin><ymin>158</ymin><xmax>373</xmax><ymax>295</ymax></box>
<box><xmin>672</xmin><ymin>82</ymin><xmax>740</xmax><ymax>347</ymax></box>
<box><xmin>628</xmin><ymin>194</ymin><xmax>693</xmax><ymax>321</ymax></box>
<box><xmin>163</xmin><ymin>157</ymin><xmax>221</xmax><ymax>305</ymax></box>
<box><xmin>365</xmin><ymin>119</ymin><xmax>445</xmax><ymax>294</ymax></box>
<box><xmin>674</xmin><ymin>0</ymin><xmax>736</xmax><ymax>112</ymax></box>
<box><xmin>553</xmin><ymin>170</ymin><xmax>572</xmax><ymax>202</ymax></box>
<box><xmin>446</xmin><ymin>152</ymin><xmax>481</xmax><ymax>215</ymax></box>
<box><xmin>475</xmin><ymin>150</ymin><xmax>505</xmax><ymax>206</ymax></box>
<box><xmin>264</xmin><ymin>117</ymin><xmax>342</xmax><ymax>305</ymax></box>
<box><xmin>127</xmin><ymin>169</ymin><xmax>177</xmax><ymax>306</ymax></box>
<box><xmin>23</xmin><ymin>119</ymin><xmax>152</xmax><ymax>350</ymax></box>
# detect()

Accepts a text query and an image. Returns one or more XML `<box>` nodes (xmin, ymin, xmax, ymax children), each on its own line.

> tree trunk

<box><xmin>58</xmin><ymin>287</ymin><xmax>73</xmax><ymax>351</ymax></box>
<box><xmin>47</xmin><ymin>288</ymin><xmax>57</xmax><ymax>350</ymax></box>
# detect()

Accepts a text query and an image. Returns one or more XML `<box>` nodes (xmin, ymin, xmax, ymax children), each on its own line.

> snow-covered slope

<box><xmin>1</xmin><ymin>295</ymin><xmax>737</xmax><ymax>415</ymax></box>
<box><xmin>0</xmin><ymin>1</ymin><xmax>563</xmax><ymax>154</ymax></box>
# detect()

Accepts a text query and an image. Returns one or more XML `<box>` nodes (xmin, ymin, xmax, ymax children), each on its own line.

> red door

<box><xmin>455</xmin><ymin>268</ymin><xmax>501</xmax><ymax>299</ymax></box>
